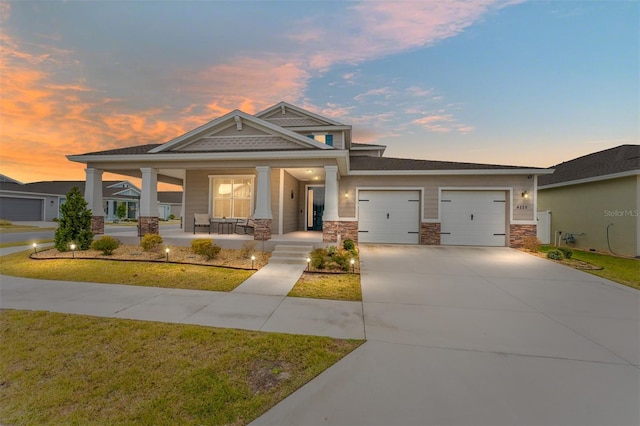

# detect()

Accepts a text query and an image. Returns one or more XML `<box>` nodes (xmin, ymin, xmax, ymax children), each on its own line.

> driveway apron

<box><xmin>253</xmin><ymin>245</ymin><xmax>640</xmax><ymax>426</ymax></box>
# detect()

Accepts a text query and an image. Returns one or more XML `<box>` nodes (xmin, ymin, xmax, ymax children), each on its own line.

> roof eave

<box><xmin>349</xmin><ymin>168</ymin><xmax>554</xmax><ymax>176</ymax></box>
<box><xmin>539</xmin><ymin>170</ymin><xmax>639</xmax><ymax>189</ymax></box>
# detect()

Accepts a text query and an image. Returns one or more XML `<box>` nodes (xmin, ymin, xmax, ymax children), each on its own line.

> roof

<box><xmin>538</xmin><ymin>145</ymin><xmax>640</xmax><ymax>187</ymax></box>
<box><xmin>350</xmin><ymin>156</ymin><xmax>547</xmax><ymax>172</ymax></box>
<box><xmin>0</xmin><ymin>174</ymin><xmax>23</xmax><ymax>184</ymax></box>
<box><xmin>80</xmin><ymin>144</ymin><xmax>162</xmax><ymax>156</ymax></box>
<box><xmin>0</xmin><ymin>181</ymin><xmax>140</xmax><ymax>199</ymax></box>
<box><xmin>158</xmin><ymin>191</ymin><xmax>182</xmax><ymax>204</ymax></box>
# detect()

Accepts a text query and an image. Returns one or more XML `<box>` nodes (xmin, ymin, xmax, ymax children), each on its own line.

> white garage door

<box><xmin>440</xmin><ymin>191</ymin><xmax>506</xmax><ymax>246</ymax></box>
<box><xmin>358</xmin><ymin>190</ymin><xmax>420</xmax><ymax>244</ymax></box>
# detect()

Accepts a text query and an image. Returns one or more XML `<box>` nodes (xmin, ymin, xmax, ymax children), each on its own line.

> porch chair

<box><xmin>235</xmin><ymin>217</ymin><xmax>255</xmax><ymax>234</ymax></box>
<box><xmin>193</xmin><ymin>213</ymin><xmax>212</xmax><ymax>234</ymax></box>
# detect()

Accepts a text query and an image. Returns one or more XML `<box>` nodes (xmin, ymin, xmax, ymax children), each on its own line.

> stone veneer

<box><xmin>91</xmin><ymin>216</ymin><xmax>104</xmax><ymax>235</ymax></box>
<box><xmin>139</xmin><ymin>216</ymin><xmax>159</xmax><ymax>235</ymax></box>
<box><xmin>322</xmin><ymin>221</ymin><xmax>359</xmax><ymax>243</ymax></box>
<box><xmin>509</xmin><ymin>224</ymin><xmax>537</xmax><ymax>248</ymax></box>
<box><xmin>253</xmin><ymin>219</ymin><xmax>272</xmax><ymax>241</ymax></box>
<box><xmin>420</xmin><ymin>222</ymin><xmax>441</xmax><ymax>245</ymax></box>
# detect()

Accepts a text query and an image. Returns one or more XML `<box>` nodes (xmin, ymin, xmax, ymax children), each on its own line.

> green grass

<box><xmin>0</xmin><ymin>239</ymin><xmax>54</xmax><ymax>249</ymax></box>
<box><xmin>0</xmin><ymin>225</ymin><xmax>56</xmax><ymax>233</ymax></box>
<box><xmin>0</xmin><ymin>250</ymin><xmax>253</xmax><ymax>292</ymax></box>
<box><xmin>0</xmin><ymin>310</ymin><xmax>363</xmax><ymax>425</ymax></box>
<box><xmin>288</xmin><ymin>273</ymin><xmax>362</xmax><ymax>301</ymax></box>
<box><xmin>540</xmin><ymin>246</ymin><xmax>639</xmax><ymax>290</ymax></box>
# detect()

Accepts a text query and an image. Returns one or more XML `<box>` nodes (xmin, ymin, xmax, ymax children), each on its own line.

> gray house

<box><xmin>67</xmin><ymin>102</ymin><xmax>552</xmax><ymax>247</ymax></box>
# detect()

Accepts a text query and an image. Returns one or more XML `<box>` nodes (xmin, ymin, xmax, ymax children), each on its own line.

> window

<box><xmin>306</xmin><ymin>133</ymin><xmax>334</xmax><ymax>147</ymax></box>
<box><xmin>211</xmin><ymin>177</ymin><xmax>253</xmax><ymax>218</ymax></box>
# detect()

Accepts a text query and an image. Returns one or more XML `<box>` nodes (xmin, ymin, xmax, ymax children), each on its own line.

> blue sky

<box><xmin>1</xmin><ymin>0</ymin><xmax>638</xmax><ymax>184</ymax></box>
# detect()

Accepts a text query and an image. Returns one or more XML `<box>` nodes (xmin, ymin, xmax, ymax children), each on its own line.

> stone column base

<box><xmin>509</xmin><ymin>224</ymin><xmax>537</xmax><ymax>248</ymax></box>
<box><xmin>253</xmin><ymin>219</ymin><xmax>272</xmax><ymax>241</ymax></box>
<box><xmin>91</xmin><ymin>216</ymin><xmax>105</xmax><ymax>235</ymax></box>
<box><xmin>139</xmin><ymin>216</ymin><xmax>159</xmax><ymax>235</ymax></box>
<box><xmin>322</xmin><ymin>221</ymin><xmax>358</xmax><ymax>243</ymax></box>
<box><xmin>420</xmin><ymin>222</ymin><xmax>441</xmax><ymax>245</ymax></box>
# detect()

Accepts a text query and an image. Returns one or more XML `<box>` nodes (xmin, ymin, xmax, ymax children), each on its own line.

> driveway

<box><xmin>253</xmin><ymin>246</ymin><xmax>640</xmax><ymax>426</ymax></box>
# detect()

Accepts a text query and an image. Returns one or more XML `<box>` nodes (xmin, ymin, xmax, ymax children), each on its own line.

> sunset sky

<box><xmin>1</xmin><ymin>1</ymin><xmax>637</xmax><ymax>190</ymax></box>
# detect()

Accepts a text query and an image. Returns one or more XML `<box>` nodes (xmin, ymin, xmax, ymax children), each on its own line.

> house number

<box><xmin>516</xmin><ymin>205</ymin><xmax>528</xmax><ymax>210</ymax></box>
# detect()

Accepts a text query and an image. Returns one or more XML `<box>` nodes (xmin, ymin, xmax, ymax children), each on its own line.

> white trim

<box><xmin>286</xmin><ymin>125</ymin><xmax>351</xmax><ymax>131</ymax></box>
<box><xmin>349</xmin><ymin>169</ymin><xmax>553</xmax><ymax>176</ymax></box>
<box><xmin>538</xmin><ymin>170</ymin><xmax>639</xmax><ymax>189</ymax></box>
<box><xmin>207</xmin><ymin>174</ymin><xmax>255</xmax><ymax>219</ymax></box>
<box><xmin>278</xmin><ymin>168</ymin><xmax>284</xmax><ymax>235</ymax></box>
<box><xmin>255</xmin><ymin>101</ymin><xmax>346</xmax><ymax>127</ymax></box>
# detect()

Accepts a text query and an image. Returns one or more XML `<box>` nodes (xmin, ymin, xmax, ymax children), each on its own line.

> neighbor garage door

<box><xmin>0</xmin><ymin>197</ymin><xmax>44</xmax><ymax>221</ymax></box>
<box><xmin>440</xmin><ymin>190</ymin><xmax>506</xmax><ymax>246</ymax></box>
<box><xmin>358</xmin><ymin>190</ymin><xmax>420</xmax><ymax>244</ymax></box>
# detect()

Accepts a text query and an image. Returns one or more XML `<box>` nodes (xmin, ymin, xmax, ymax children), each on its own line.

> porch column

<box><xmin>85</xmin><ymin>168</ymin><xmax>104</xmax><ymax>234</ymax></box>
<box><xmin>253</xmin><ymin>166</ymin><xmax>272</xmax><ymax>240</ymax></box>
<box><xmin>322</xmin><ymin>165</ymin><xmax>340</xmax><ymax>243</ymax></box>
<box><xmin>139</xmin><ymin>167</ymin><xmax>159</xmax><ymax>235</ymax></box>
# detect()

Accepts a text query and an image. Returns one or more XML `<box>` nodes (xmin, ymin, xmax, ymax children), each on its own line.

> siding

<box><xmin>338</xmin><ymin>174</ymin><xmax>535</xmax><ymax>222</ymax></box>
<box><xmin>538</xmin><ymin>176</ymin><xmax>638</xmax><ymax>257</ymax></box>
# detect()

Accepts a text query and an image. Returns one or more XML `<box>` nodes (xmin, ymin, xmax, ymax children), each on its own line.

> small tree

<box><xmin>54</xmin><ymin>187</ymin><xmax>94</xmax><ymax>251</ymax></box>
<box><xmin>116</xmin><ymin>203</ymin><xmax>127</xmax><ymax>221</ymax></box>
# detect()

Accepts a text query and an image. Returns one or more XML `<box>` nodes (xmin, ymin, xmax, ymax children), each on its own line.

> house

<box><xmin>0</xmin><ymin>179</ymin><xmax>182</xmax><ymax>222</ymax></box>
<box><xmin>67</xmin><ymin>102</ymin><xmax>551</xmax><ymax>246</ymax></box>
<box><xmin>538</xmin><ymin>145</ymin><xmax>640</xmax><ymax>258</ymax></box>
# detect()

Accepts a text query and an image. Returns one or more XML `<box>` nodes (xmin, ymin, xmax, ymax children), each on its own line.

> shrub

<box><xmin>141</xmin><ymin>234</ymin><xmax>163</xmax><ymax>252</ymax></box>
<box><xmin>0</xmin><ymin>219</ymin><xmax>11</xmax><ymax>226</ymax></box>
<box><xmin>240</xmin><ymin>240</ymin><xmax>257</xmax><ymax>259</ymax></box>
<box><xmin>522</xmin><ymin>236</ymin><xmax>541</xmax><ymax>252</ymax></box>
<box><xmin>310</xmin><ymin>247</ymin><xmax>329</xmax><ymax>269</ymax></box>
<box><xmin>547</xmin><ymin>249</ymin><xmax>564</xmax><ymax>260</ymax></box>
<box><xmin>168</xmin><ymin>214</ymin><xmax>176</xmax><ymax>220</ymax></box>
<box><xmin>91</xmin><ymin>236</ymin><xmax>120</xmax><ymax>255</ymax></box>
<box><xmin>191</xmin><ymin>238</ymin><xmax>221</xmax><ymax>260</ymax></box>
<box><xmin>116</xmin><ymin>203</ymin><xmax>127</xmax><ymax>221</ymax></box>
<box><xmin>332</xmin><ymin>250</ymin><xmax>352</xmax><ymax>272</ymax></box>
<box><xmin>51</xmin><ymin>217</ymin><xmax>59</xmax><ymax>222</ymax></box>
<box><xmin>343</xmin><ymin>239</ymin><xmax>355</xmax><ymax>251</ymax></box>
<box><xmin>558</xmin><ymin>246</ymin><xmax>573</xmax><ymax>259</ymax></box>
<box><xmin>54</xmin><ymin>186</ymin><xmax>93</xmax><ymax>251</ymax></box>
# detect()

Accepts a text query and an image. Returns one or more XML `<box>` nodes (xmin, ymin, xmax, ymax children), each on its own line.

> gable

<box><xmin>255</xmin><ymin>101</ymin><xmax>344</xmax><ymax>128</ymax></box>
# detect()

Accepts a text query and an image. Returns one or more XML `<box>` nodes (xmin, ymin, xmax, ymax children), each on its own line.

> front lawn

<box><xmin>0</xmin><ymin>250</ymin><xmax>252</xmax><ymax>292</ymax></box>
<box><xmin>0</xmin><ymin>310</ymin><xmax>363</xmax><ymax>425</ymax></box>
<box><xmin>539</xmin><ymin>246</ymin><xmax>639</xmax><ymax>290</ymax></box>
<box><xmin>288</xmin><ymin>273</ymin><xmax>362</xmax><ymax>301</ymax></box>
<box><xmin>0</xmin><ymin>239</ymin><xmax>54</xmax><ymax>249</ymax></box>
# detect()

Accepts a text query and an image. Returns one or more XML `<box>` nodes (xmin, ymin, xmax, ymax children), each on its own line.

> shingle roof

<box><xmin>0</xmin><ymin>181</ymin><xmax>139</xmax><ymax>198</ymax></box>
<box><xmin>538</xmin><ymin>145</ymin><xmax>640</xmax><ymax>187</ymax></box>
<box><xmin>349</xmin><ymin>156</ymin><xmax>543</xmax><ymax>171</ymax></box>
<box><xmin>78</xmin><ymin>144</ymin><xmax>162</xmax><ymax>156</ymax></box>
<box><xmin>158</xmin><ymin>191</ymin><xmax>182</xmax><ymax>204</ymax></box>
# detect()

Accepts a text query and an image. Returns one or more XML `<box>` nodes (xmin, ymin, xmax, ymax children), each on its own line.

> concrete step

<box><xmin>269</xmin><ymin>245</ymin><xmax>313</xmax><ymax>265</ymax></box>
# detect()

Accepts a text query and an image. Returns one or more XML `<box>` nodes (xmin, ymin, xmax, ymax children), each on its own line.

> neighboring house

<box><xmin>0</xmin><ymin>179</ymin><xmax>182</xmax><ymax>222</ymax></box>
<box><xmin>538</xmin><ymin>145</ymin><xmax>640</xmax><ymax>258</ymax></box>
<box><xmin>157</xmin><ymin>191</ymin><xmax>182</xmax><ymax>220</ymax></box>
<box><xmin>68</xmin><ymin>101</ymin><xmax>552</xmax><ymax>246</ymax></box>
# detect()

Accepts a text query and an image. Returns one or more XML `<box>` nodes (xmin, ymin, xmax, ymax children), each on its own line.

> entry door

<box><xmin>307</xmin><ymin>186</ymin><xmax>324</xmax><ymax>231</ymax></box>
<box><xmin>440</xmin><ymin>190</ymin><xmax>506</xmax><ymax>246</ymax></box>
<box><xmin>358</xmin><ymin>190</ymin><xmax>420</xmax><ymax>244</ymax></box>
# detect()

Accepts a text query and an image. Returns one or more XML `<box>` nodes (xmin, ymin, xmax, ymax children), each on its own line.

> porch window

<box><xmin>211</xmin><ymin>177</ymin><xmax>253</xmax><ymax>218</ymax></box>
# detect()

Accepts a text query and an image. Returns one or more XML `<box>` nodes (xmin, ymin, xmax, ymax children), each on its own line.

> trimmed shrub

<box><xmin>54</xmin><ymin>186</ymin><xmax>93</xmax><ymax>251</ymax></box>
<box><xmin>343</xmin><ymin>239</ymin><xmax>355</xmax><ymax>251</ymax></box>
<box><xmin>191</xmin><ymin>238</ymin><xmax>221</xmax><ymax>260</ymax></box>
<box><xmin>168</xmin><ymin>214</ymin><xmax>176</xmax><ymax>220</ymax></box>
<box><xmin>547</xmin><ymin>249</ymin><xmax>564</xmax><ymax>260</ymax></box>
<box><xmin>91</xmin><ymin>236</ymin><xmax>120</xmax><ymax>255</ymax></box>
<box><xmin>310</xmin><ymin>247</ymin><xmax>329</xmax><ymax>269</ymax></box>
<box><xmin>332</xmin><ymin>250</ymin><xmax>352</xmax><ymax>272</ymax></box>
<box><xmin>0</xmin><ymin>219</ymin><xmax>12</xmax><ymax>226</ymax></box>
<box><xmin>558</xmin><ymin>246</ymin><xmax>573</xmax><ymax>259</ymax></box>
<box><xmin>141</xmin><ymin>234</ymin><xmax>163</xmax><ymax>252</ymax></box>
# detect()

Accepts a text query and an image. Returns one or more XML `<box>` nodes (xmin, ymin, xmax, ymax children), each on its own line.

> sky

<box><xmin>1</xmin><ymin>0</ymin><xmax>638</xmax><ymax>190</ymax></box>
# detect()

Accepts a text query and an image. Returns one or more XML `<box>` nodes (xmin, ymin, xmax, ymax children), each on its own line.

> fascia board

<box><xmin>285</xmin><ymin>125</ymin><xmax>352</xmax><ymax>131</ymax></box>
<box><xmin>348</xmin><ymin>168</ymin><xmax>554</xmax><ymax>176</ymax></box>
<box><xmin>538</xmin><ymin>170</ymin><xmax>640</xmax><ymax>189</ymax></box>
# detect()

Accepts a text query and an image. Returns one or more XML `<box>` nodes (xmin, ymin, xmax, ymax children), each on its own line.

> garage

<box><xmin>0</xmin><ymin>197</ymin><xmax>44</xmax><ymax>221</ymax></box>
<box><xmin>440</xmin><ymin>190</ymin><xmax>506</xmax><ymax>246</ymax></box>
<box><xmin>358</xmin><ymin>190</ymin><xmax>420</xmax><ymax>244</ymax></box>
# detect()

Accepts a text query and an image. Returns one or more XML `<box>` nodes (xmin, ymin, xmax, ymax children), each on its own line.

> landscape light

<box><xmin>350</xmin><ymin>258</ymin><xmax>355</xmax><ymax>273</ymax></box>
<box><xmin>251</xmin><ymin>254</ymin><xmax>256</xmax><ymax>269</ymax></box>
<box><xmin>32</xmin><ymin>243</ymin><xmax>37</xmax><ymax>254</ymax></box>
<box><xmin>306</xmin><ymin>257</ymin><xmax>311</xmax><ymax>271</ymax></box>
<box><xmin>165</xmin><ymin>247</ymin><xmax>170</xmax><ymax>261</ymax></box>
<box><xmin>70</xmin><ymin>243</ymin><xmax>76</xmax><ymax>259</ymax></box>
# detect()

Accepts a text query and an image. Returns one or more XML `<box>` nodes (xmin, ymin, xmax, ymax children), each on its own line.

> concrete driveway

<box><xmin>253</xmin><ymin>245</ymin><xmax>640</xmax><ymax>426</ymax></box>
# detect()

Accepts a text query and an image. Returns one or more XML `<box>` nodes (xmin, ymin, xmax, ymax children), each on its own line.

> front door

<box><xmin>307</xmin><ymin>186</ymin><xmax>324</xmax><ymax>231</ymax></box>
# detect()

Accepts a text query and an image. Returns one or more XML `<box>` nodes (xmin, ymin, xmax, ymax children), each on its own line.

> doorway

<box><xmin>306</xmin><ymin>186</ymin><xmax>324</xmax><ymax>231</ymax></box>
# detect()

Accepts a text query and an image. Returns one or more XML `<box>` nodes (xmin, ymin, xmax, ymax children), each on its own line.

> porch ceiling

<box><xmin>284</xmin><ymin>167</ymin><xmax>326</xmax><ymax>182</ymax></box>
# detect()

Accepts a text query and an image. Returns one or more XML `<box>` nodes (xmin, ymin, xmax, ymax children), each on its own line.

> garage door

<box><xmin>440</xmin><ymin>191</ymin><xmax>506</xmax><ymax>246</ymax></box>
<box><xmin>358</xmin><ymin>190</ymin><xmax>420</xmax><ymax>244</ymax></box>
<box><xmin>0</xmin><ymin>197</ymin><xmax>44</xmax><ymax>221</ymax></box>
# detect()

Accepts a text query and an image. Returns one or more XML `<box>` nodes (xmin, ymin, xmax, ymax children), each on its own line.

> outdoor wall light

<box><xmin>291</xmin><ymin>190</ymin><xmax>294</xmax><ymax>199</ymax></box>
<box><xmin>70</xmin><ymin>243</ymin><xmax>76</xmax><ymax>258</ymax></box>
<box><xmin>251</xmin><ymin>255</ymin><xmax>256</xmax><ymax>269</ymax></box>
<box><xmin>522</xmin><ymin>191</ymin><xmax>529</xmax><ymax>199</ymax></box>
<box><xmin>33</xmin><ymin>243</ymin><xmax>37</xmax><ymax>254</ymax></box>
<box><xmin>350</xmin><ymin>258</ymin><xmax>355</xmax><ymax>273</ymax></box>
<box><xmin>344</xmin><ymin>191</ymin><xmax>349</xmax><ymax>198</ymax></box>
<box><xmin>165</xmin><ymin>247</ymin><xmax>170</xmax><ymax>261</ymax></box>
